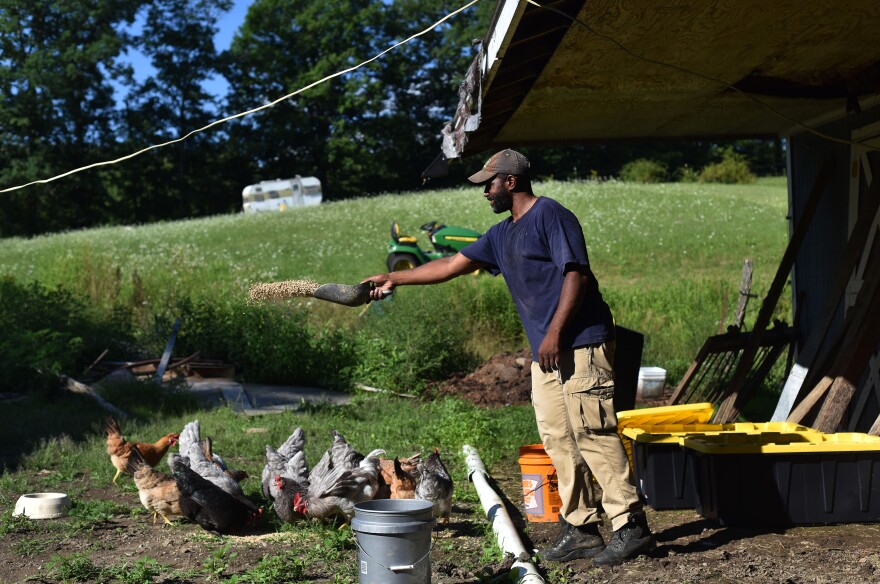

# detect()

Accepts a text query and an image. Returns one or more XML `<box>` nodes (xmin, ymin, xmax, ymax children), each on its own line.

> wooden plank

<box><xmin>811</xmin><ymin>279</ymin><xmax>880</xmax><ymax>431</ymax></box>
<box><xmin>60</xmin><ymin>376</ymin><xmax>128</xmax><ymax>419</ymax></box>
<box><xmin>670</xmin><ymin>326</ymin><xmax>793</xmax><ymax>405</ymax></box>
<box><xmin>787</xmin><ymin>375</ymin><xmax>834</xmax><ymax>423</ymax></box>
<box><xmin>773</xmin><ymin>157</ymin><xmax>880</xmax><ymax>420</ymax></box>
<box><xmin>714</xmin><ymin>161</ymin><xmax>831</xmax><ymax>423</ymax></box>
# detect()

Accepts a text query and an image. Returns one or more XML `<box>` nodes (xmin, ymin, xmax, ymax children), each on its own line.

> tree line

<box><xmin>0</xmin><ymin>0</ymin><xmax>781</xmax><ymax>238</ymax></box>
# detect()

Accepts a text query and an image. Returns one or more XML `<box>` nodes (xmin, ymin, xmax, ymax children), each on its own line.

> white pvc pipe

<box><xmin>462</xmin><ymin>445</ymin><xmax>546</xmax><ymax>584</ymax></box>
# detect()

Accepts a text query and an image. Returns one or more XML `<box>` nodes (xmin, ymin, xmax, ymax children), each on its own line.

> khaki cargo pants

<box><xmin>531</xmin><ymin>342</ymin><xmax>642</xmax><ymax>531</ymax></box>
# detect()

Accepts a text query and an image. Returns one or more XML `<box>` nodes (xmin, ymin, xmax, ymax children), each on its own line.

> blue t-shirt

<box><xmin>461</xmin><ymin>197</ymin><xmax>613</xmax><ymax>361</ymax></box>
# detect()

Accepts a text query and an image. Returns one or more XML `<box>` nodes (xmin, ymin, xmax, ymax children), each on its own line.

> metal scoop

<box><xmin>312</xmin><ymin>282</ymin><xmax>390</xmax><ymax>307</ymax></box>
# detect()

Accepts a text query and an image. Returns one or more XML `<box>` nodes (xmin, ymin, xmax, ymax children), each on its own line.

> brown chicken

<box><xmin>126</xmin><ymin>446</ymin><xmax>187</xmax><ymax>525</ymax></box>
<box><xmin>415</xmin><ymin>448</ymin><xmax>454</xmax><ymax>524</ymax></box>
<box><xmin>105</xmin><ymin>417</ymin><xmax>180</xmax><ymax>484</ymax></box>
<box><xmin>377</xmin><ymin>456</ymin><xmax>419</xmax><ymax>499</ymax></box>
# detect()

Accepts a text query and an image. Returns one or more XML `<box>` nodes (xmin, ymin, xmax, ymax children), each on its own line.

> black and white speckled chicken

<box><xmin>261</xmin><ymin>427</ymin><xmax>309</xmax><ymax>504</ymax></box>
<box><xmin>415</xmin><ymin>448</ymin><xmax>454</xmax><ymax>524</ymax></box>
<box><xmin>177</xmin><ymin>420</ymin><xmax>250</xmax><ymax>503</ymax></box>
<box><xmin>274</xmin><ymin>431</ymin><xmax>384</xmax><ymax>523</ymax></box>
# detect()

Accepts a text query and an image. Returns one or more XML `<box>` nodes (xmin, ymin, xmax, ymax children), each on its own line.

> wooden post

<box><xmin>733</xmin><ymin>258</ymin><xmax>753</xmax><ymax>329</ymax></box>
<box><xmin>714</xmin><ymin>161</ymin><xmax>831</xmax><ymax>423</ymax></box>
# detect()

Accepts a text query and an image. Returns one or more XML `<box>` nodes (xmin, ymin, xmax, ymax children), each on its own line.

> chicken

<box><xmin>272</xmin><ymin>431</ymin><xmax>384</xmax><ymax>524</ymax></box>
<box><xmin>261</xmin><ymin>427</ymin><xmax>309</xmax><ymax>502</ymax></box>
<box><xmin>170</xmin><ymin>455</ymin><xmax>261</xmax><ymax>534</ymax></box>
<box><xmin>415</xmin><ymin>449</ymin><xmax>454</xmax><ymax>524</ymax></box>
<box><xmin>203</xmin><ymin>436</ymin><xmax>249</xmax><ymax>482</ymax></box>
<box><xmin>378</xmin><ymin>456</ymin><xmax>419</xmax><ymax>499</ymax></box>
<box><xmin>178</xmin><ymin>420</ymin><xmax>251</xmax><ymax>505</ymax></box>
<box><xmin>104</xmin><ymin>417</ymin><xmax>179</xmax><ymax>484</ymax></box>
<box><xmin>126</xmin><ymin>446</ymin><xmax>187</xmax><ymax>525</ymax></box>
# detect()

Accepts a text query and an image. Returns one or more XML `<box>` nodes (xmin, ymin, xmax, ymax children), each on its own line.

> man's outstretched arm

<box><xmin>363</xmin><ymin>252</ymin><xmax>486</xmax><ymax>300</ymax></box>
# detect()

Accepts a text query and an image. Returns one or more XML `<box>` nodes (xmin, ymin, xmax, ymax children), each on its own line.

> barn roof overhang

<box><xmin>440</xmin><ymin>0</ymin><xmax>880</xmax><ymax>160</ymax></box>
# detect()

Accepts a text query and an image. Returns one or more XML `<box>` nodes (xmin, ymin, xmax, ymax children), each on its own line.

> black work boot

<box><xmin>592</xmin><ymin>511</ymin><xmax>655</xmax><ymax>566</ymax></box>
<box><xmin>541</xmin><ymin>517</ymin><xmax>605</xmax><ymax>562</ymax></box>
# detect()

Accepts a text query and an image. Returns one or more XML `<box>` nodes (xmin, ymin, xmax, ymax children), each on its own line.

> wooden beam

<box><xmin>714</xmin><ymin>161</ymin><xmax>831</xmax><ymax>422</ymax></box>
<box><xmin>810</xmin><ymin>275</ymin><xmax>880</xmax><ymax>431</ymax></box>
<box><xmin>60</xmin><ymin>376</ymin><xmax>128</xmax><ymax>419</ymax></box>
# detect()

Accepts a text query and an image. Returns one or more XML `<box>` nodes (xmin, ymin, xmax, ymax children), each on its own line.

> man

<box><xmin>364</xmin><ymin>149</ymin><xmax>654</xmax><ymax>566</ymax></box>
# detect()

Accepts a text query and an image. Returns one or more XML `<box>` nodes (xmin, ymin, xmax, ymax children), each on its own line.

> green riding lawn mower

<box><xmin>386</xmin><ymin>221</ymin><xmax>482</xmax><ymax>271</ymax></box>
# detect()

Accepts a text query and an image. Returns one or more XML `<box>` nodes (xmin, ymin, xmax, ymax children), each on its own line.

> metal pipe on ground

<box><xmin>462</xmin><ymin>444</ymin><xmax>545</xmax><ymax>584</ymax></box>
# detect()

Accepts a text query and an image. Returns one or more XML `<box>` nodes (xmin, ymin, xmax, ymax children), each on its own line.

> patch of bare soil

<box><xmin>434</xmin><ymin>348</ymin><xmax>534</xmax><ymax>407</ymax></box>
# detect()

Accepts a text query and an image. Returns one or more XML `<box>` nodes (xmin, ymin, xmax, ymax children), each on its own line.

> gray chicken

<box><xmin>271</xmin><ymin>430</ymin><xmax>384</xmax><ymax>524</ymax></box>
<box><xmin>261</xmin><ymin>427</ymin><xmax>309</xmax><ymax>502</ymax></box>
<box><xmin>178</xmin><ymin>420</ymin><xmax>250</xmax><ymax>504</ymax></box>
<box><xmin>415</xmin><ymin>448</ymin><xmax>454</xmax><ymax>524</ymax></box>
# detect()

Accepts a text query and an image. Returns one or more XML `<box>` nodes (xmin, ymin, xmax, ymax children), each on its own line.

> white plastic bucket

<box><xmin>637</xmin><ymin>367</ymin><xmax>667</xmax><ymax>399</ymax></box>
<box><xmin>351</xmin><ymin>499</ymin><xmax>435</xmax><ymax>583</ymax></box>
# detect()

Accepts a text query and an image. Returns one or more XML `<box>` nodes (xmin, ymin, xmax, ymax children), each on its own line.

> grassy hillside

<box><xmin>0</xmin><ymin>177</ymin><xmax>789</xmax><ymax>388</ymax></box>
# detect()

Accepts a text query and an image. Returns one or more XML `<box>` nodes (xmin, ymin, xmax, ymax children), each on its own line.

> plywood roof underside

<box><xmin>458</xmin><ymin>0</ymin><xmax>880</xmax><ymax>156</ymax></box>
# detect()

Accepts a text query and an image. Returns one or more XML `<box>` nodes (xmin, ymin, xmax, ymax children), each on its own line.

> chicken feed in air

<box><xmin>248</xmin><ymin>279</ymin><xmax>320</xmax><ymax>302</ymax></box>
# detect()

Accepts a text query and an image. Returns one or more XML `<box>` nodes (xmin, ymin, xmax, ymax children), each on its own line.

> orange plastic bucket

<box><xmin>518</xmin><ymin>444</ymin><xmax>563</xmax><ymax>522</ymax></box>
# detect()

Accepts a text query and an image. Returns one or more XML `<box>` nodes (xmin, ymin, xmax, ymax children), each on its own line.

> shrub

<box><xmin>352</xmin><ymin>286</ymin><xmax>478</xmax><ymax>393</ymax></box>
<box><xmin>675</xmin><ymin>164</ymin><xmax>700</xmax><ymax>183</ymax></box>
<box><xmin>699</xmin><ymin>149</ymin><xmax>756</xmax><ymax>184</ymax></box>
<box><xmin>619</xmin><ymin>159</ymin><xmax>668</xmax><ymax>183</ymax></box>
<box><xmin>0</xmin><ymin>277</ymin><xmax>135</xmax><ymax>391</ymax></box>
<box><xmin>173</xmin><ymin>298</ymin><xmax>356</xmax><ymax>388</ymax></box>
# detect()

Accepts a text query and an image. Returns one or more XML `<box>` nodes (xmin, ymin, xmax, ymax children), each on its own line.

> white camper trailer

<box><xmin>241</xmin><ymin>176</ymin><xmax>322</xmax><ymax>213</ymax></box>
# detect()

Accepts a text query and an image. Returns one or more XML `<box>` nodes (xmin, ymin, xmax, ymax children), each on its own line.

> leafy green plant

<box><xmin>619</xmin><ymin>158</ymin><xmax>668</xmax><ymax>182</ymax></box>
<box><xmin>225</xmin><ymin>551</ymin><xmax>306</xmax><ymax>583</ymax></box>
<box><xmin>47</xmin><ymin>552</ymin><xmax>104</xmax><ymax>583</ymax></box>
<box><xmin>203</xmin><ymin>542</ymin><xmax>238</xmax><ymax>581</ymax></box>
<box><xmin>110</xmin><ymin>557</ymin><xmax>166</xmax><ymax>584</ymax></box>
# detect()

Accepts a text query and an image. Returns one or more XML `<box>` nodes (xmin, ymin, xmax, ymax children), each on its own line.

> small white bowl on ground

<box><xmin>14</xmin><ymin>493</ymin><xmax>71</xmax><ymax>519</ymax></box>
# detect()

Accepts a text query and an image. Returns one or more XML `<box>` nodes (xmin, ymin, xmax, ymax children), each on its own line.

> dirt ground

<box><xmin>3</xmin><ymin>351</ymin><xmax>880</xmax><ymax>583</ymax></box>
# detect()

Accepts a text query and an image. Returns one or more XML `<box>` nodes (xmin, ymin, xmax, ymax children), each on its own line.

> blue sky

<box><xmin>123</xmin><ymin>0</ymin><xmax>251</xmax><ymax>100</ymax></box>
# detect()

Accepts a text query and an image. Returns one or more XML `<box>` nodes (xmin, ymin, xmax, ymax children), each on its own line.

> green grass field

<box><xmin>0</xmin><ymin>177</ymin><xmax>790</xmax><ymax>384</ymax></box>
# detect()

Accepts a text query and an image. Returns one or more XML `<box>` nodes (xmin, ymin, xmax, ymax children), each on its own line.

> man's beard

<box><xmin>489</xmin><ymin>186</ymin><xmax>513</xmax><ymax>214</ymax></box>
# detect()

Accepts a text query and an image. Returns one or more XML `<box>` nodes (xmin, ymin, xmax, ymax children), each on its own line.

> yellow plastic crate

<box><xmin>682</xmin><ymin>431</ymin><xmax>880</xmax><ymax>525</ymax></box>
<box><xmin>683</xmin><ymin>429</ymin><xmax>880</xmax><ymax>454</ymax></box>
<box><xmin>616</xmin><ymin>403</ymin><xmax>715</xmax><ymax>470</ymax></box>
<box><xmin>620</xmin><ymin>421</ymin><xmax>819</xmax><ymax>510</ymax></box>
<box><xmin>622</xmin><ymin>421</ymin><xmax>821</xmax><ymax>444</ymax></box>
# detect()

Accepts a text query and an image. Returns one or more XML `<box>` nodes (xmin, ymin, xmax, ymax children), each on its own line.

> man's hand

<box><xmin>362</xmin><ymin>273</ymin><xmax>396</xmax><ymax>301</ymax></box>
<box><xmin>537</xmin><ymin>332</ymin><xmax>562</xmax><ymax>373</ymax></box>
